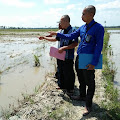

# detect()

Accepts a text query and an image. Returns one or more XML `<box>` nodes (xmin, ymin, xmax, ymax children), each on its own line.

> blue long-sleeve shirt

<box><xmin>57</xmin><ymin>19</ymin><xmax>104</xmax><ymax>66</ymax></box>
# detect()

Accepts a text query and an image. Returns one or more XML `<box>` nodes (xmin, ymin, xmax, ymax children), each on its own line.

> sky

<box><xmin>0</xmin><ymin>0</ymin><xmax>120</xmax><ymax>28</ymax></box>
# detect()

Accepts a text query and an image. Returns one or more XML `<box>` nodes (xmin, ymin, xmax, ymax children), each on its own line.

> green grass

<box><xmin>0</xmin><ymin>27</ymin><xmax>119</xmax><ymax>33</ymax></box>
<box><xmin>21</xmin><ymin>93</ymin><xmax>35</xmax><ymax>104</ymax></box>
<box><xmin>34</xmin><ymin>54</ymin><xmax>40</xmax><ymax>67</ymax></box>
<box><xmin>0</xmin><ymin>28</ymin><xmax>58</xmax><ymax>32</ymax></box>
<box><xmin>34</xmin><ymin>85</ymin><xmax>41</xmax><ymax>94</ymax></box>
<box><xmin>102</xmin><ymin>30</ymin><xmax>120</xmax><ymax>120</ymax></box>
<box><xmin>105</xmin><ymin>28</ymin><xmax>120</xmax><ymax>30</ymax></box>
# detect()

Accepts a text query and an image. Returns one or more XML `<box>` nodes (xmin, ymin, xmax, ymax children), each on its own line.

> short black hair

<box><xmin>85</xmin><ymin>5</ymin><xmax>96</xmax><ymax>16</ymax></box>
<box><xmin>62</xmin><ymin>15</ymin><xmax>70</xmax><ymax>22</ymax></box>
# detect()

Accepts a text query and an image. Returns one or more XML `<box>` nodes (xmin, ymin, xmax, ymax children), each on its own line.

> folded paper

<box><xmin>50</xmin><ymin>47</ymin><xmax>66</xmax><ymax>61</ymax></box>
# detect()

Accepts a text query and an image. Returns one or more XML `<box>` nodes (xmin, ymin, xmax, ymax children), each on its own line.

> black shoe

<box><xmin>66</xmin><ymin>90</ymin><xmax>74</xmax><ymax>96</ymax></box>
<box><xmin>71</xmin><ymin>95</ymin><xmax>86</xmax><ymax>101</ymax></box>
<box><xmin>83</xmin><ymin>107</ymin><xmax>92</xmax><ymax>116</ymax></box>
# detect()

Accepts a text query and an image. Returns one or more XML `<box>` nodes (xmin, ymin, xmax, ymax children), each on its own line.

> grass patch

<box><xmin>34</xmin><ymin>85</ymin><xmax>41</xmax><ymax>94</ymax></box>
<box><xmin>102</xmin><ymin>30</ymin><xmax>120</xmax><ymax>120</ymax></box>
<box><xmin>21</xmin><ymin>93</ymin><xmax>35</xmax><ymax>104</ymax></box>
<box><xmin>46</xmin><ymin>102</ymin><xmax>74</xmax><ymax>120</ymax></box>
<box><xmin>34</xmin><ymin>54</ymin><xmax>40</xmax><ymax>67</ymax></box>
<box><xmin>105</xmin><ymin>28</ymin><xmax>120</xmax><ymax>30</ymax></box>
<box><xmin>0</xmin><ymin>28</ymin><xmax>58</xmax><ymax>32</ymax></box>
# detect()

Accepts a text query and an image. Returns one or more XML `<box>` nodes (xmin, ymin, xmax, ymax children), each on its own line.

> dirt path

<box><xmin>2</xmin><ymin>70</ymin><xmax>109</xmax><ymax>120</ymax></box>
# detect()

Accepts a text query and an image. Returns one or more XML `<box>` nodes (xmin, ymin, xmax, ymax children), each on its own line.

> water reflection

<box><xmin>108</xmin><ymin>30</ymin><xmax>120</xmax><ymax>34</ymax></box>
<box><xmin>108</xmin><ymin>30</ymin><xmax>120</xmax><ymax>93</ymax></box>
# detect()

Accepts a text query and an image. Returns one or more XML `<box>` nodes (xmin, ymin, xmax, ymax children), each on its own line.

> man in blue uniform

<box><xmin>49</xmin><ymin>5</ymin><xmax>104</xmax><ymax>116</ymax></box>
<box><xmin>39</xmin><ymin>15</ymin><xmax>78</xmax><ymax>95</ymax></box>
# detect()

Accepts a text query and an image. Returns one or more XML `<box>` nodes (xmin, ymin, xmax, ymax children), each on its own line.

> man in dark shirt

<box><xmin>39</xmin><ymin>15</ymin><xmax>78</xmax><ymax>95</ymax></box>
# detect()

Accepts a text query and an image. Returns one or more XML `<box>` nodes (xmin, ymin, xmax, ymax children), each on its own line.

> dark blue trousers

<box><xmin>57</xmin><ymin>59</ymin><xmax>75</xmax><ymax>90</ymax></box>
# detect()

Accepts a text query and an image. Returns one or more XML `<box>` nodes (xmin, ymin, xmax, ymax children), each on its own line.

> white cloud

<box><xmin>43</xmin><ymin>8</ymin><xmax>64</xmax><ymax>15</ymax></box>
<box><xmin>0</xmin><ymin>1</ymin><xmax>119</xmax><ymax>28</ymax></box>
<box><xmin>42</xmin><ymin>8</ymin><xmax>64</xmax><ymax>26</ymax></box>
<box><xmin>41</xmin><ymin>4</ymin><xmax>84</xmax><ymax>27</ymax></box>
<box><xmin>44</xmin><ymin>0</ymin><xmax>69</xmax><ymax>4</ymax></box>
<box><xmin>66</xmin><ymin>4</ymin><xmax>75</xmax><ymax>10</ymax></box>
<box><xmin>0</xmin><ymin>0</ymin><xmax>35</xmax><ymax>8</ymax></box>
<box><xmin>94</xmin><ymin>0</ymin><xmax>106</xmax><ymax>2</ymax></box>
<box><xmin>96</xmin><ymin>0</ymin><xmax>120</xmax><ymax>10</ymax></box>
<box><xmin>94</xmin><ymin>0</ymin><xmax>113</xmax><ymax>2</ymax></box>
<box><xmin>66</xmin><ymin>3</ymin><xmax>82</xmax><ymax>11</ymax></box>
<box><xmin>0</xmin><ymin>13</ymin><xmax>61</xmax><ymax>28</ymax></box>
<box><xmin>0</xmin><ymin>16</ymin><xmax>34</xmax><ymax>27</ymax></box>
<box><xmin>95</xmin><ymin>9</ymin><xmax>120</xmax><ymax>26</ymax></box>
<box><xmin>0</xmin><ymin>5</ymin><xmax>83</xmax><ymax>28</ymax></box>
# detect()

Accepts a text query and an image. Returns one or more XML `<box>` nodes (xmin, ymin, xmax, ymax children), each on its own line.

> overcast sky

<box><xmin>0</xmin><ymin>0</ymin><xmax>120</xmax><ymax>28</ymax></box>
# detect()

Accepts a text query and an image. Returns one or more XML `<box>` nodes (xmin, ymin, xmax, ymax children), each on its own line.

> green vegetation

<box><xmin>0</xmin><ymin>28</ymin><xmax>58</xmax><ymax>32</ymax></box>
<box><xmin>102</xmin><ymin>30</ymin><xmax>120</xmax><ymax>120</ymax></box>
<box><xmin>34</xmin><ymin>55</ymin><xmax>40</xmax><ymax>67</ymax></box>
<box><xmin>48</xmin><ymin>107</ymin><xmax>66</xmax><ymax>119</ymax></box>
<box><xmin>46</xmin><ymin>102</ymin><xmax>74</xmax><ymax>120</ymax></box>
<box><xmin>21</xmin><ymin>93</ymin><xmax>35</xmax><ymax>104</ymax></box>
<box><xmin>1</xmin><ymin>28</ymin><xmax>120</xmax><ymax>120</ymax></box>
<box><xmin>105</xmin><ymin>27</ymin><xmax>120</xmax><ymax>30</ymax></box>
<box><xmin>2</xmin><ymin>110</ymin><xmax>12</xmax><ymax>119</ymax></box>
<box><xmin>34</xmin><ymin>85</ymin><xmax>41</xmax><ymax>94</ymax></box>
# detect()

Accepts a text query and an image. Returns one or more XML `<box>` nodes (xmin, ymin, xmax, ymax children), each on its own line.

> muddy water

<box><xmin>108</xmin><ymin>30</ymin><xmax>120</xmax><ymax>94</ymax></box>
<box><xmin>0</xmin><ymin>31</ymin><xmax>57</xmax><ymax>115</ymax></box>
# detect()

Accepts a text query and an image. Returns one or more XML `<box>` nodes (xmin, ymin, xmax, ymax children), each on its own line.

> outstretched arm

<box><xmin>49</xmin><ymin>28</ymin><xmax>80</xmax><ymax>40</ymax></box>
<box><xmin>39</xmin><ymin>36</ymin><xmax>57</xmax><ymax>42</ymax></box>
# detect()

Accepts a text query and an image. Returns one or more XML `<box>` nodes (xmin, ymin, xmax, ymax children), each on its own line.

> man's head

<box><xmin>59</xmin><ymin>15</ymin><xmax>70</xmax><ymax>29</ymax></box>
<box><xmin>82</xmin><ymin>5</ymin><xmax>96</xmax><ymax>24</ymax></box>
<box><xmin>58</xmin><ymin>23</ymin><xmax>63</xmax><ymax>29</ymax></box>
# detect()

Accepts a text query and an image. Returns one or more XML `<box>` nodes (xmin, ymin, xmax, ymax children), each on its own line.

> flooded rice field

<box><xmin>0</xmin><ymin>30</ymin><xmax>57</xmax><ymax>114</ymax></box>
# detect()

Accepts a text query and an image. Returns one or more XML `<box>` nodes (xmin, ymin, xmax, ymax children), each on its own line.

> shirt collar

<box><xmin>86</xmin><ymin>19</ymin><xmax>95</xmax><ymax>28</ymax></box>
<box><xmin>64</xmin><ymin>25</ymin><xmax>72</xmax><ymax>33</ymax></box>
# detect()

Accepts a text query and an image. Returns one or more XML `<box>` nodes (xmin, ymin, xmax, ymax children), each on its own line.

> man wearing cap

<box><xmin>39</xmin><ymin>15</ymin><xmax>78</xmax><ymax>95</ymax></box>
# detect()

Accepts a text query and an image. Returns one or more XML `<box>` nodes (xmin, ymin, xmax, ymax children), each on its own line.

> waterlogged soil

<box><xmin>4</xmin><ymin>70</ymin><xmax>109</xmax><ymax>120</ymax></box>
<box><xmin>0</xmin><ymin>30</ymin><xmax>58</xmax><ymax>115</ymax></box>
<box><xmin>0</xmin><ymin>30</ymin><xmax>109</xmax><ymax>120</ymax></box>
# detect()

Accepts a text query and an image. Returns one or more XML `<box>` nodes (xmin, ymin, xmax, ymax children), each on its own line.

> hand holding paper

<box><xmin>50</xmin><ymin>47</ymin><xmax>66</xmax><ymax>61</ymax></box>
